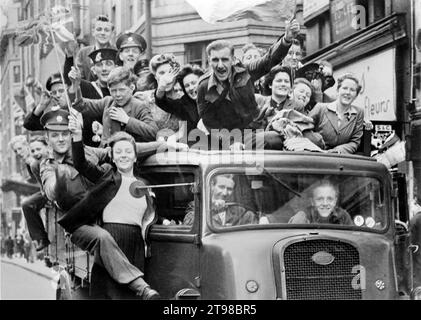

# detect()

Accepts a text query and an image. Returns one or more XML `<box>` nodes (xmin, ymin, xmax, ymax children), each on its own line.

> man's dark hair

<box><xmin>92</xmin><ymin>14</ymin><xmax>115</xmax><ymax>31</ymax></box>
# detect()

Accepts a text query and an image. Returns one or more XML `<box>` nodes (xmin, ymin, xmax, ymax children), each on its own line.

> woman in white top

<box><xmin>69</xmin><ymin>114</ymin><xmax>158</xmax><ymax>299</ymax></box>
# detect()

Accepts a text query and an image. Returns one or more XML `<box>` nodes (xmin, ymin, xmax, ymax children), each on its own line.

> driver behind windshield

<box><xmin>183</xmin><ymin>174</ymin><xmax>256</xmax><ymax>227</ymax></box>
<box><xmin>211</xmin><ymin>174</ymin><xmax>255</xmax><ymax>227</ymax></box>
<box><xmin>288</xmin><ymin>180</ymin><xmax>353</xmax><ymax>225</ymax></box>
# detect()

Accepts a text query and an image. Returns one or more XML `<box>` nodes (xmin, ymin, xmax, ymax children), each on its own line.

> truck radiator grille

<box><xmin>283</xmin><ymin>240</ymin><xmax>362</xmax><ymax>300</ymax></box>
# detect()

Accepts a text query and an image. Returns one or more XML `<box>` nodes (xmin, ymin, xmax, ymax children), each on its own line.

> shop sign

<box><xmin>330</xmin><ymin>0</ymin><xmax>359</xmax><ymax>41</ymax></box>
<box><xmin>303</xmin><ymin>0</ymin><xmax>329</xmax><ymax>21</ymax></box>
<box><xmin>325</xmin><ymin>49</ymin><xmax>397</xmax><ymax>122</ymax></box>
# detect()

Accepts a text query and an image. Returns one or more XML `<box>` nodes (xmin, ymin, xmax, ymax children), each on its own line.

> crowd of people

<box><xmin>8</xmin><ymin>14</ymin><xmax>374</xmax><ymax>299</ymax></box>
<box><xmin>0</xmin><ymin>233</ymin><xmax>37</xmax><ymax>263</ymax></box>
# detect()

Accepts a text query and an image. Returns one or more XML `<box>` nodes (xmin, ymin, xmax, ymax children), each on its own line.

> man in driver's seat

<box><xmin>183</xmin><ymin>174</ymin><xmax>256</xmax><ymax>226</ymax></box>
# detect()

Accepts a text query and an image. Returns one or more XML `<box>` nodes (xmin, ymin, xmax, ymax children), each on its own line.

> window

<box><xmin>208</xmin><ymin>171</ymin><xmax>387</xmax><ymax>232</ymax></box>
<box><xmin>137</xmin><ymin>0</ymin><xmax>144</xmax><ymax>18</ymax></box>
<box><xmin>185</xmin><ymin>42</ymin><xmax>209</xmax><ymax>69</ymax></box>
<box><xmin>13</xmin><ymin>66</ymin><xmax>21</xmax><ymax>84</ymax></box>
<box><xmin>142</xmin><ymin>170</ymin><xmax>196</xmax><ymax>228</ymax></box>
<box><xmin>129</xmin><ymin>1</ymin><xmax>134</xmax><ymax>27</ymax></box>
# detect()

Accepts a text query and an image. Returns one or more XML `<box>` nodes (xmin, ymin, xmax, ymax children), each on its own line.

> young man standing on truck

<box><xmin>196</xmin><ymin>19</ymin><xmax>300</xmax><ymax>149</ymax></box>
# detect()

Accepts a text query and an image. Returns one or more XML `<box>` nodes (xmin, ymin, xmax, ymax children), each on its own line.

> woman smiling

<box><xmin>68</xmin><ymin>113</ymin><xmax>160</xmax><ymax>299</ymax></box>
<box><xmin>309</xmin><ymin>73</ymin><xmax>364</xmax><ymax>154</ymax></box>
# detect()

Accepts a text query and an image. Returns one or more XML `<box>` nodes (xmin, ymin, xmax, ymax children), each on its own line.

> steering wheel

<box><xmin>223</xmin><ymin>202</ymin><xmax>259</xmax><ymax>220</ymax></box>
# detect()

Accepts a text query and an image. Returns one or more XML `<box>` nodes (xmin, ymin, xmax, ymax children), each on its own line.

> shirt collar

<box><xmin>48</xmin><ymin>150</ymin><xmax>73</xmax><ymax>165</ymax></box>
<box><xmin>270</xmin><ymin>97</ymin><xmax>288</xmax><ymax>111</ymax></box>
<box><xmin>207</xmin><ymin>64</ymin><xmax>247</xmax><ymax>90</ymax></box>
<box><xmin>327</xmin><ymin>101</ymin><xmax>358</xmax><ymax>115</ymax></box>
<box><xmin>207</xmin><ymin>72</ymin><xmax>219</xmax><ymax>90</ymax></box>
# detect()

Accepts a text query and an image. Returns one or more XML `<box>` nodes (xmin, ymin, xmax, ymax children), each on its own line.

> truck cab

<box><xmin>139</xmin><ymin>150</ymin><xmax>413</xmax><ymax>300</ymax></box>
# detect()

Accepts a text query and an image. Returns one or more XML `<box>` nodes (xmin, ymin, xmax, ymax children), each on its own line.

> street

<box><xmin>0</xmin><ymin>260</ymin><xmax>56</xmax><ymax>300</ymax></box>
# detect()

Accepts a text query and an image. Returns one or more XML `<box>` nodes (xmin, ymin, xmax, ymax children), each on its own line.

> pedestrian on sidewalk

<box><xmin>5</xmin><ymin>236</ymin><xmax>14</xmax><ymax>259</ymax></box>
<box><xmin>23</xmin><ymin>231</ymin><xmax>35</xmax><ymax>263</ymax></box>
<box><xmin>1</xmin><ymin>235</ymin><xmax>5</xmax><ymax>257</ymax></box>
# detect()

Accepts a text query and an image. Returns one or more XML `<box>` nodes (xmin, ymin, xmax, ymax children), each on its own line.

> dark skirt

<box><xmin>102</xmin><ymin>223</ymin><xmax>145</xmax><ymax>272</ymax></box>
<box><xmin>90</xmin><ymin>223</ymin><xmax>145</xmax><ymax>300</ymax></box>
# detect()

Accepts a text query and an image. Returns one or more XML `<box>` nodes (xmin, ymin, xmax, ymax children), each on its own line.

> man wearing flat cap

<box><xmin>23</xmin><ymin>73</ymin><xmax>71</xmax><ymax>132</ymax></box>
<box><xmin>116</xmin><ymin>31</ymin><xmax>147</xmax><ymax>71</ymax></box>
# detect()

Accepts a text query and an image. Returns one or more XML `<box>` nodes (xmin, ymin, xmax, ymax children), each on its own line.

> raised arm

<box><xmin>246</xmin><ymin>19</ymin><xmax>300</xmax><ymax>81</ymax></box>
<box><xmin>23</xmin><ymin>91</ymin><xmax>56</xmax><ymax>131</ymax></box>
<box><xmin>68</xmin><ymin>66</ymin><xmax>106</xmax><ymax>122</ymax></box>
<box><xmin>68</xmin><ymin>109</ymin><xmax>108</xmax><ymax>182</ymax></box>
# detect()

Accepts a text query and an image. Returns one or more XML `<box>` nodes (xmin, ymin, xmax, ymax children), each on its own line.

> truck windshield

<box><xmin>208</xmin><ymin>171</ymin><xmax>387</xmax><ymax>231</ymax></box>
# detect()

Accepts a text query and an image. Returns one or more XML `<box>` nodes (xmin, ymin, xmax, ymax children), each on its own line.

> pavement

<box><xmin>1</xmin><ymin>256</ymin><xmax>55</xmax><ymax>281</ymax></box>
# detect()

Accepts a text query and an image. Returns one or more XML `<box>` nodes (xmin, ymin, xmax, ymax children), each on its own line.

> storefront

<box><xmin>324</xmin><ymin>48</ymin><xmax>398</xmax><ymax>147</ymax></box>
<box><xmin>303</xmin><ymin>11</ymin><xmax>410</xmax><ymax>149</ymax></box>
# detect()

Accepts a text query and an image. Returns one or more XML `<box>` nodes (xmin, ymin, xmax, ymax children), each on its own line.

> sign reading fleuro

<box><xmin>330</xmin><ymin>0</ymin><xmax>358</xmax><ymax>41</ymax></box>
<box><xmin>325</xmin><ymin>49</ymin><xmax>397</xmax><ymax>122</ymax></box>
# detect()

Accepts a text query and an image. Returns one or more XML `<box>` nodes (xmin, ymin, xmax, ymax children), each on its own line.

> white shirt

<box><xmin>103</xmin><ymin>176</ymin><xmax>147</xmax><ymax>227</ymax></box>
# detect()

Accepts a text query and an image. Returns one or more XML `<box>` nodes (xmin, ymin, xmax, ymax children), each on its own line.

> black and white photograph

<box><xmin>0</xmin><ymin>0</ymin><xmax>421</xmax><ymax>305</ymax></box>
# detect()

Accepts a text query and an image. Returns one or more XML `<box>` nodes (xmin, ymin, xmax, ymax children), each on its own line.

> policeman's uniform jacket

<box><xmin>197</xmin><ymin>37</ymin><xmax>293</xmax><ymax>132</ymax></box>
<box><xmin>72</xmin><ymin>95</ymin><xmax>158</xmax><ymax>145</ymax></box>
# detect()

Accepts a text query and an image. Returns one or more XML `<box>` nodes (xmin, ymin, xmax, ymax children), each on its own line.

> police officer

<box><xmin>115</xmin><ymin>31</ymin><xmax>147</xmax><ymax>70</ymax></box>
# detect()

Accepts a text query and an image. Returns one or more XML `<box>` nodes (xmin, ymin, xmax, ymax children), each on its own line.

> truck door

<box><xmin>392</xmin><ymin>172</ymin><xmax>412</xmax><ymax>296</ymax></box>
<box><xmin>143</xmin><ymin>167</ymin><xmax>201</xmax><ymax>300</ymax></box>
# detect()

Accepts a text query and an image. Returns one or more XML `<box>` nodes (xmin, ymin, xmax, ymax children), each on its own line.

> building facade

<box><xmin>302</xmin><ymin>0</ymin><xmax>419</xmax><ymax>212</ymax></box>
<box><xmin>104</xmin><ymin>0</ymin><xmax>296</xmax><ymax>67</ymax></box>
<box><xmin>0</xmin><ymin>0</ymin><xmax>300</xmax><ymax>236</ymax></box>
<box><xmin>0</xmin><ymin>0</ymin><xmax>106</xmax><ymax>236</ymax></box>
